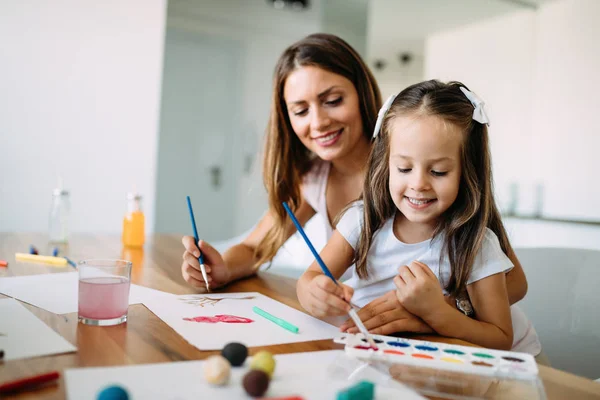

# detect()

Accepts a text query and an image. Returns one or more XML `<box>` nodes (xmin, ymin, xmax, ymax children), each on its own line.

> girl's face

<box><xmin>388</xmin><ymin>114</ymin><xmax>462</xmax><ymax>228</ymax></box>
<box><xmin>283</xmin><ymin>66</ymin><xmax>367</xmax><ymax>162</ymax></box>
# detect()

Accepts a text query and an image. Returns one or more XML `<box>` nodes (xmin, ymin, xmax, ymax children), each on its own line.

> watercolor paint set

<box><xmin>333</xmin><ymin>333</ymin><xmax>547</xmax><ymax>399</ymax></box>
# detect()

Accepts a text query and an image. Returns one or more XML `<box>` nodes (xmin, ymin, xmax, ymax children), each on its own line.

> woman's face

<box><xmin>283</xmin><ymin>66</ymin><xmax>366</xmax><ymax>162</ymax></box>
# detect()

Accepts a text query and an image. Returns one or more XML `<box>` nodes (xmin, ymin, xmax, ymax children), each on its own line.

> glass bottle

<box><xmin>122</xmin><ymin>193</ymin><xmax>145</xmax><ymax>248</ymax></box>
<box><xmin>49</xmin><ymin>187</ymin><xmax>70</xmax><ymax>243</ymax></box>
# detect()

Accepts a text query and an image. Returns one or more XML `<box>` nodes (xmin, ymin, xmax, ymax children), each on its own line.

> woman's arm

<box><xmin>395</xmin><ymin>262</ymin><xmax>513</xmax><ymax>350</ymax></box>
<box><xmin>182</xmin><ymin>200</ymin><xmax>315</xmax><ymax>289</ymax></box>
<box><xmin>225</xmin><ymin>200</ymin><xmax>316</xmax><ymax>281</ymax></box>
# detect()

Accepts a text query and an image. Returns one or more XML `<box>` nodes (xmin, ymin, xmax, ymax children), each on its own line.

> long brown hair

<box><xmin>356</xmin><ymin>80</ymin><xmax>510</xmax><ymax>297</ymax></box>
<box><xmin>255</xmin><ymin>33</ymin><xmax>381</xmax><ymax>267</ymax></box>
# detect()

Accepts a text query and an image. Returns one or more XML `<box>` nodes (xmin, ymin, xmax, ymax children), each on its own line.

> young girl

<box><xmin>297</xmin><ymin>80</ymin><xmax>542</xmax><ymax>355</ymax></box>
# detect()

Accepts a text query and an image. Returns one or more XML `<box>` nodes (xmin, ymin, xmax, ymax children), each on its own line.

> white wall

<box><xmin>425</xmin><ymin>9</ymin><xmax>537</xmax><ymax>215</ymax></box>
<box><xmin>0</xmin><ymin>0</ymin><xmax>167</xmax><ymax>234</ymax></box>
<box><xmin>530</xmin><ymin>0</ymin><xmax>600</xmax><ymax>221</ymax></box>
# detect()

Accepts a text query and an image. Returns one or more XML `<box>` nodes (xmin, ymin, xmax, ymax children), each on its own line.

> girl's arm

<box><xmin>395</xmin><ymin>262</ymin><xmax>513</xmax><ymax>350</ymax></box>
<box><xmin>297</xmin><ymin>230</ymin><xmax>355</xmax><ymax>317</ymax></box>
<box><xmin>443</xmin><ymin>245</ymin><xmax>527</xmax><ymax>306</ymax></box>
<box><xmin>505</xmin><ymin>244</ymin><xmax>528</xmax><ymax>304</ymax></box>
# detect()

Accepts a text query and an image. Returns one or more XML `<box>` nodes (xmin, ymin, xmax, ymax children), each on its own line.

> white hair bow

<box><xmin>460</xmin><ymin>87</ymin><xmax>490</xmax><ymax>126</ymax></box>
<box><xmin>372</xmin><ymin>94</ymin><xmax>397</xmax><ymax>139</ymax></box>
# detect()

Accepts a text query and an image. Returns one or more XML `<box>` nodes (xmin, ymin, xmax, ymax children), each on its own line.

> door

<box><xmin>154</xmin><ymin>28</ymin><xmax>243</xmax><ymax>240</ymax></box>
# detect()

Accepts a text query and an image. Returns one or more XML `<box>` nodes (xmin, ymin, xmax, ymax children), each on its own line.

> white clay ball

<box><xmin>203</xmin><ymin>355</ymin><xmax>231</xmax><ymax>385</ymax></box>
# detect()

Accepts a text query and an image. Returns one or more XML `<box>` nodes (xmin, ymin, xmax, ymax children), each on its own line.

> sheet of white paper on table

<box><xmin>0</xmin><ymin>272</ymin><xmax>175</xmax><ymax>314</ymax></box>
<box><xmin>0</xmin><ymin>298</ymin><xmax>77</xmax><ymax>360</ymax></box>
<box><xmin>65</xmin><ymin>350</ymin><xmax>426</xmax><ymax>400</ymax></box>
<box><xmin>143</xmin><ymin>292</ymin><xmax>340</xmax><ymax>350</ymax></box>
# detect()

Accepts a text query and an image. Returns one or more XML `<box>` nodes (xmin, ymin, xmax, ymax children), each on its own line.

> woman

<box><xmin>181</xmin><ymin>33</ymin><xmax>528</xmax><ymax>336</ymax></box>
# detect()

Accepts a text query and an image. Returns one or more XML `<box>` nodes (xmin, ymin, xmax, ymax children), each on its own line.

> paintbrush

<box><xmin>186</xmin><ymin>196</ymin><xmax>209</xmax><ymax>292</ymax></box>
<box><xmin>282</xmin><ymin>202</ymin><xmax>377</xmax><ymax>348</ymax></box>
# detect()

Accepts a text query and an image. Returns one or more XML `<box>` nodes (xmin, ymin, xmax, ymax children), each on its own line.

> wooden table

<box><xmin>1</xmin><ymin>233</ymin><xmax>599</xmax><ymax>399</ymax></box>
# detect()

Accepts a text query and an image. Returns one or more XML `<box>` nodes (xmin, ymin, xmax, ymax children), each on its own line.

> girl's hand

<box><xmin>181</xmin><ymin>236</ymin><xmax>231</xmax><ymax>291</ymax></box>
<box><xmin>300</xmin><ymin>275</ymin><xmax>354</xmax><ymax>318</ymax></box>
<box><xmin>394</xmin><ymin>261</ymin><xmax>446</xmax><ymax>318</ymax></box>
<box><xmin>339</xmin><ymin>290</ymin><xmax>434</xmax><ymax>335</ymax></box>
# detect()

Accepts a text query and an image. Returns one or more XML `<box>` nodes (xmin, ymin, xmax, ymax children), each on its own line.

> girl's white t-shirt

<box><xmin>336</xmin><ymin>202</ymin><xmax>542</xmax><ymax>356</ymax></box>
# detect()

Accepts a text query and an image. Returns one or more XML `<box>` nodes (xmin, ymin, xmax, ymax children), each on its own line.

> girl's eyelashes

<box><xmin>431</xmin><ymin>170</ymin><xmax>448</xmax><ymax>177</ymax></box>
<box><xmin>395</xmin><ymin>167</ymin><xmax>448</xmax><ymax>177</ymax></box>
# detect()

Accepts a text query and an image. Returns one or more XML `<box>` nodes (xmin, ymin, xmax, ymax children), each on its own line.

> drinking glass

<box><xmin>78</xmin><ymin>259</ymin><xmax>132</xmax><ymax>326</ymax></box>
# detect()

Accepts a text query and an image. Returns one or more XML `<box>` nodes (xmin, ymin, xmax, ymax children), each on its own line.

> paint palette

<box><xmin>335</xmin><ymin>333</ymin><xmax>538</xmax><ymax>377</ymax></box>
<box><xmin>333</xmin><ymin>333</ymin><xmax>547</xmax><ymax>400</ymax></box>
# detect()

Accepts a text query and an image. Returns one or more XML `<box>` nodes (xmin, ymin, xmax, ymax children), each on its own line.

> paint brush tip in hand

<box><xmin>348</xmin><ymin>308</ymin><xmax>377</xmax><ymax>348</ymax></box>
<box><xmin>200</xmin><ymin>263</ymin><xmax>210</xmax><ymax>292</ymax></box>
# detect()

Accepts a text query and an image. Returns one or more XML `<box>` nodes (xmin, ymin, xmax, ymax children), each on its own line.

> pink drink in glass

<box><xmin>78</xmin><ymin>259</ymin><xmax>132</xmax><ymax>326</ymax></box>
<box><xmin>78</xmin><ymin>277</ymin><xmax>130</xmax><ymax>320</ymax></box>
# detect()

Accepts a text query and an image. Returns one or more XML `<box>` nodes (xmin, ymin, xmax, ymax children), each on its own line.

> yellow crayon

<box><xmin>15</xmin><ymin>253</ymin><xmax>68</xmax><ymax>267</ymax></box>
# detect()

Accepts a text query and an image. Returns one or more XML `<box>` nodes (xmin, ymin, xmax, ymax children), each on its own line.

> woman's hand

<box><xmin>298</xmin><ymin>274</ymin><xmax>354</xmax><ymax>318</ymax></box>
<box><xmin>181</xmin><ymin>236</ymin><xmax>232</xmax><ymax>291</ymax></box>
<box><xmin>394</xmin><ymin>261</ymin><xmax>446</xmax><ymax>318</ymax></box>
<box><xmin>339</xmin><ymin>290</ymin><xmax>433</xmax><ymax>335</ymax></box>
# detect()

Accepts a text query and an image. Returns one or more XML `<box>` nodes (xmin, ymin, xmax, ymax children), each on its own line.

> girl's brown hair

<box><xmin>254</xmin><ymin>33</ymin><xmax>382</xmax><ymax>267</ymax></box>
<box><xmin>356</xmin><ymin>79</ymin><xmax>510</xmax><ymax>297</ymax></box>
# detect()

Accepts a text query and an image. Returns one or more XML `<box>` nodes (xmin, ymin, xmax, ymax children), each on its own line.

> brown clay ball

<box><xmin>242</xmin><ymin>369</ymin><xmax>270</xmax><ymax>397</ymax></box>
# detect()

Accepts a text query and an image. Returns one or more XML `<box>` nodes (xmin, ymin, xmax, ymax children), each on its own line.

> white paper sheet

<box><xmin>0</xmin><ymin>298</ymin><xmax>77</xmax><ymax>360</ymax></box>
<box><xmin>0</xmin><ymin>272</ymin><xmax>174</xmax><ymax>314</ymax></box>
<box><xmin>65</xmin><ymin>350</ymin><xmax>425</xmax><ymax>400</ymax></box>
<box><xmin>143</xmin><ymin>292</ymin><xmax>340</xmax><ymax>350</ymax></box>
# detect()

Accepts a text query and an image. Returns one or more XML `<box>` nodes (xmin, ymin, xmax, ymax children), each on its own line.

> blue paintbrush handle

<box><xmin>186</xmin><ymin>196</ymin><xmax>204</xmax><ymax>264</ymax></box>
<box><xmin>282</xmin><ymin>202</ymin><xmax>337</xmax><ymax>285</ymax></box>
<box><xmin>282</xmin><ymin>202</ymin><xmax>375</xmax><ymax>345</ymax></box>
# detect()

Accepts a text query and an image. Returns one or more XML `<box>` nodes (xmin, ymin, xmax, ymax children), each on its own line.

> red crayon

<box><xmin>261</xmin><ymin>397</ymin><xmax>304</xmax><ymax>400</ymax></box>
<box><xmin>0</xmin><ymin>371</ymin><xmax>60</xmax><ymax>394</ymax></box>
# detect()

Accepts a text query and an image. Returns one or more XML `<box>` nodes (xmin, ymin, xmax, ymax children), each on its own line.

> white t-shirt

<box><xmin>336</xmin><ymin>202</ymin><xmax>541</xmax><ymax>356</ymax></box>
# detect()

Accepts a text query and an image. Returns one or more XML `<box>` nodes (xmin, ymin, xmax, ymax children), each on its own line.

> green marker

<box><xmin>252</xmin><ymin>306</ymin><xmax>299</xmax><ymax>334</ymax></box>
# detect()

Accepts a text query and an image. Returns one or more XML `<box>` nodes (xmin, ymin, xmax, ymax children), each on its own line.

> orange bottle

<box><xmin>122</xmin><ymin>193</ymin><xmax>145</xmax><ymax>248</ymax></box>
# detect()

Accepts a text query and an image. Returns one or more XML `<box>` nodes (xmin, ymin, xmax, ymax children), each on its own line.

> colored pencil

<box><xmin>186</xmin><ymin>196</ymin><xmax>209</xmax><ymax>291</ymax></box>
<box><xmin>15</xmin><ymin>253</ymin><xmax>67</xmax><ymax>267</ymax></box>
<box><xmin>253</xmin><ymin>306</ymin><xmax>299</xmax><ymax>334</ymax></box>
<box><xmin>0</xmin><ymin>371</ymin><xmax>60</xmax><ymax>394</ymax></box>
<box><xmin>281</xmin><ymin>202</ymin><xmax>377</xmax><ymax>347</ymax></box>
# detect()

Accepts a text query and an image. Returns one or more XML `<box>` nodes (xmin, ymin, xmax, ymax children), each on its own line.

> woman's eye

<box><xmin>293</xmin><ymin>109</ymin><xmax>308</xmax><ymax>116</ymax></box>
<box><xmin>325</xmin><ymin>97</ymin><xmax>342</xmax><ymax>106</ymax></box>
<box><xmin>431</xmin><ymin>170</ymin><xmax>448</xmax><ymax>177</ymax></box>
<box><xmin>397</xmin><ymin>168</ymin><xmax>411</xmax><ymax>173</ymax></box>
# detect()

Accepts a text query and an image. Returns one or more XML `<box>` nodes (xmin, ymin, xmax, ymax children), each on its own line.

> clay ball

<box><xmin>97</xmin><ymin>385</ymin><xmax>129</xmax><ymax>400</ymax></box>
<box><xmin>250</xmin><ymin>350</ymin><xmax>276</xmax><ymax>377</ymax></box>
<box><xmin>203</xmin><ymin>355</ymin><xmax>231</xmax><ymax>385</ymax></box>
<box><xmin>242</xmin><ymin>369</ymin><xmax>270</xmax><ymax>397</ymax></box>
<box><xmin>221</xmin><ymin>342</ymin><xmax>248</xmax><ymax>366</ymax></box>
